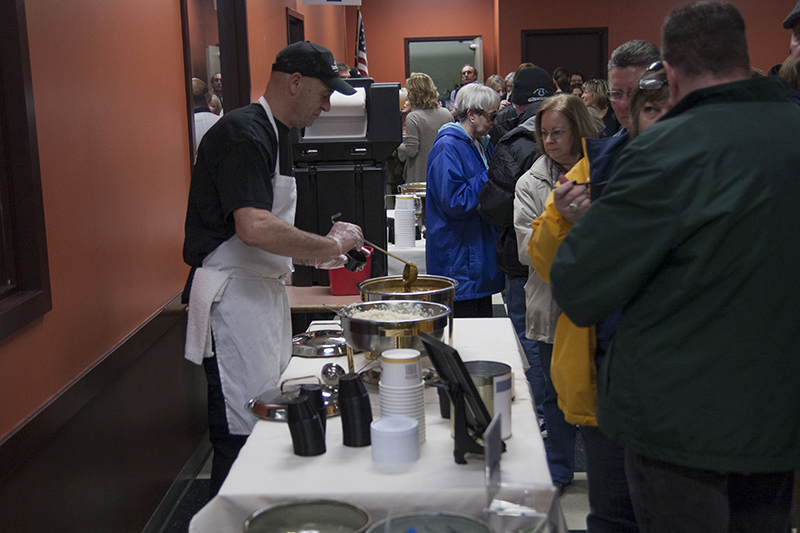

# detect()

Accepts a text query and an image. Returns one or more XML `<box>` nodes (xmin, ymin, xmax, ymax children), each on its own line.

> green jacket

<box><xmin>550</xmin><ymin>77</ymin><xmax>800</xmax><ymax>472</ymax></box>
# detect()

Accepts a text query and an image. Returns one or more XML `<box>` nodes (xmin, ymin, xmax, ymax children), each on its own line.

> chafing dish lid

<box><xmin>291</xmin><ymin>330</ymin><xmax>347</xmax><ymax>358</ymax></box>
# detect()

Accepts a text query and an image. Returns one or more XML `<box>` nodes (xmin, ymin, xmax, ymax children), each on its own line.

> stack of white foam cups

<box><xmin>379</xmin><ymin>348</ymin><xmax>425</xmax><ymax>444</ymax></box>
<box><xmin>394</xmin><ymin>194</ymin><xmax>417</xmax><ymax>248</ymax></box>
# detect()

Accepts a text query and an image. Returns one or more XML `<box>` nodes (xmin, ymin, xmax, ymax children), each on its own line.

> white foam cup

<box><xmin>371</xmin><ymin>417</ymin><xmax>420</xmax><ymax>464</ymax></box>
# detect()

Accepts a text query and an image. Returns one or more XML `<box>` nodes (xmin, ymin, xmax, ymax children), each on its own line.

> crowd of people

<box><xmin>183</xmin><ymin>1</ymin><xmax>800</xmax><ymax>530</ymax></box>
<box><xmin>419</xmin><ymin>1</ymin><xmax>800</xmax><ymax>531</ymax></box>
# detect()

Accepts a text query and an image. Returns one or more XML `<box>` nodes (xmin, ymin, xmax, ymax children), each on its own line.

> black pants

<box><xmin>624</xmin><ymin>449</ymin><xmax>793</xmax><ymax>533</ymax></box>
<box><xmin>203</xmin><ymin>354</ymin><xmax>248</xmax><ymax>497</ymax></box>
<box><xmin>579</xmin><ymin>426</ymin><xmax>638</xmax><ymax>532</ymax></box>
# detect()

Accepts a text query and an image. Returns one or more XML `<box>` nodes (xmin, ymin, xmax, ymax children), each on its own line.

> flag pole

<box><xmin>354</xmin><ymin>8</ymin><xmax>360</xmax><ymax>72</ymax></box>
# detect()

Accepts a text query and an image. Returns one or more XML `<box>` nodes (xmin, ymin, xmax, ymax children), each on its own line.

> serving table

<box><xmin>285</xmin><ymin>285</ymin><xmax>361</xmax><ymax>313</ymax></box>
<box><xmin>189</xmin><ymin>318</ymin><xmax>562</xmax><ymax>533</ymax></box>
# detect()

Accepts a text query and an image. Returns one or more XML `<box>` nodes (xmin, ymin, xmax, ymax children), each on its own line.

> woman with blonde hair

<box><xmin>513</xmin><ymin>93</ymin><xmax>599</xmax><ymax>494</ymax></box>
<box><xmin>207</xmin><ymin>93</ymin><xmax>222</xmax><ymax>115</ymax></box>
<box><xmin>581</xmin><ymin>79</ymin><xmax>618</xmax><ymax>137</ymax></box>
<box><xmin>485</xmin><ymin>74</ymin><xmax>506</xmax><ymax>98</ymax></box>
<box><xmin>396</xmin><ymin>72</ymin><xmax>453</xmax><ymax>184</ymax></box>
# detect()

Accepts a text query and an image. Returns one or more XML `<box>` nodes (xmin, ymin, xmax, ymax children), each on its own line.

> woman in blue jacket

<box><xmin>426</xmin><ymin>83</ymin><xmax>503</xmax><ymax>317</ymax></box>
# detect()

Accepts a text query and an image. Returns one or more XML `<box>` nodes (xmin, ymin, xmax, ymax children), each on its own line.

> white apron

<box><xmin>185</xmin><ymin>96</ymin><xmax>296</xmax><ymax>435</ymax></box>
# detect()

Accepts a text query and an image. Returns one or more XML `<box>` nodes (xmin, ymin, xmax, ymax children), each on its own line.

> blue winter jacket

<box><xmin>425</xmin><ymin>123</ymin><xmax>504</xmax><ymax>301</ymax></box>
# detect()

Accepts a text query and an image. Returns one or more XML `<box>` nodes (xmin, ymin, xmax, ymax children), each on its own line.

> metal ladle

<box><xmin>362</xmin><ymin>239</ymin><xmax>418</xmax><ymax>292</ymax></box>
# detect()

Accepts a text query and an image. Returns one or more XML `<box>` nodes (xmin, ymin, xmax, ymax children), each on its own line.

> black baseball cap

<box><xmin>510</xmin><ymin>67</ymin><xmax>555</xmax><ymax>105</ymax></box>
<box><xmin>784</xmin><ymin>0</ymin><xmax>800</xmax><ymax>29</ymax></box>
<box><xmin>272</xmin><ymin>41</ymin><xmax>356</xmax><ymax>95</ymax></box>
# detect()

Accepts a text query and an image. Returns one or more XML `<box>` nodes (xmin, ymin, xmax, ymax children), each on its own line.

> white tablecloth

<box><xmin>189</xmin><ymin>318</ymin><xmax>559</xmax><ymax>533</ymax></box>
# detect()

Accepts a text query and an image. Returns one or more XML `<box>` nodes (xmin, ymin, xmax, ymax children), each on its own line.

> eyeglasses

<box><xmin>462</xmin><ymin>70</ymin><xmax>475</xmax><ymax>77</ymax></box>
<box><xmin>476</xmin><ymin>110</ymin><xmax>498</xmax><ymax>121</ymax></box>
<box><xmin>608</xmin><ymin>89</ymin><xmax>632</xmax><ymax>102</ymax></box>
<box><xmin>540</xmin><ymin>128</ymin><xmax>570</xmax><ymax>140</ymax></box>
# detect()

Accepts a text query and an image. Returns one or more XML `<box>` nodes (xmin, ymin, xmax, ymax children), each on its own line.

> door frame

<box><xmin>521</xmin><ymin>27</ymin><xmax>608</xmax><ymax>81</ymax></box>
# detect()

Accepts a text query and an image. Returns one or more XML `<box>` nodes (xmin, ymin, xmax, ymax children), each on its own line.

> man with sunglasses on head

<box><xmin>605</xmin><ymin>40</ymin><xmax>662</xmax><ymax>136</ymax></box>
<box><xmin>551</xmin><ymin>2</ymin><xmax>800</xmax><ymax>530</ymax></box>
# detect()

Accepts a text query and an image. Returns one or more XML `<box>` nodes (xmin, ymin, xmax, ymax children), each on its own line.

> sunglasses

<box><xmin>639</xmin><ymin>62</ymin><xmax>668</xmax><ymax>91</ymax></box>
<box><xmin>476</xmin><ymin>110</ymin><xmax>498</xmax><ymax>121</ymax></box>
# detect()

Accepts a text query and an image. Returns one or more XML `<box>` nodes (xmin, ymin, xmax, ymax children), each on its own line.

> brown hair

<box><xmin>779</xmin><ymin>55</ymin><xmax>800</xmax><ymax>91</ymax></box>
<box><xmin>534</xmin><ymin>94</ymin><xmax>600</xmax><ymax>158</ymax></box>
<box><xmin>662</xmin><ymin>1</ymin><xmax>749</xmax><ymax>78</ymax></box>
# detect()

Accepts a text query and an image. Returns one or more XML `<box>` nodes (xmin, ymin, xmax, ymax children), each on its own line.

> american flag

<box><xmin>356</xmin><ymin>9</ymin><xmax>369</xmax><ymax>76</ymax></box>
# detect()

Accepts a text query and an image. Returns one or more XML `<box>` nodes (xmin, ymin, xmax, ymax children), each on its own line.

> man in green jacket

<box><xmin>550</xmin><ymin>1</ymin><xmax>800</xmax><ymax>530</ymax></box>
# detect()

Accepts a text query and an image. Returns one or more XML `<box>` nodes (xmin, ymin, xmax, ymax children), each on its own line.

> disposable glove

<box><xmin>326</xmin><ymin>222</ymin><xmax>363</xmax><ymax>255</ymax></box>
<box><xmin>312</xmin><ymin>254</ymin><xmax>348</xmax><ymax>270</ymax></box>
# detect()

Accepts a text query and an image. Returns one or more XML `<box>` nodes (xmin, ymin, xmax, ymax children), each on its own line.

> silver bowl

<box><xmin>358</xmin><ymin>275</ymin><xmax>458</xmax><ymax>345</ymax></box>
<box><xmin>339</xmin><ymin>300</ymin><xmax>450</xmax><ymax>354</ymax></box>
<box><xmin>357</xmin><ymin>275</ymin><xmax>457</xmax><ymax>307</ymax></box>
<box><xmin>366</xmin><ymin>512</ymin><xmax>492</xmax><ymax>533</ymax></box>
<box><xmin>244</xmin><ymin>499</ymin><xmax>371</xmax><ymax>533</ymax></box>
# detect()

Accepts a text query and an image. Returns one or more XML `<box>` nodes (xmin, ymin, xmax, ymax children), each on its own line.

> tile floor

<box><xmin>560</xmin><ymin>473</ymin><xmax>590</xmax><ymax>532</ymax></box>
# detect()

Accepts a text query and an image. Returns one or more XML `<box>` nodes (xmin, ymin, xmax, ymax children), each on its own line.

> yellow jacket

<box><xmin>528</xmin><ymin>141</ymin><xmax>597</xmax><ymax>427</ymax></box>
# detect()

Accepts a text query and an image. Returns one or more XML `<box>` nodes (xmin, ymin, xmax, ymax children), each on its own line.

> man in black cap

<box><xmin>785</xmin><ymin>0</ymin><xmax>800</xmax><ymax>60</ymax></box>
<box><xmin>489</xmin><ymin>66</ymin><xmax>556</xmax><ymax>145</ymax></box>
<box><xmin>478</xmin><ymin>66</ymin><xmax>554</xmax><ymax>445</ymax></box>
<box><xmin>183</xmin><ymin>41</ymin><xmax>364</xmax><ymax>496</ymax></box>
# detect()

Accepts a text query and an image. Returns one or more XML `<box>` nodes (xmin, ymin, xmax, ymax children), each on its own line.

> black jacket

<box><xmin>488</xmin><ymin>104</ymin><xmax>519</xmax><ymax>146</ymax></box>
<box><xmin>478</xmin><ymin>103</ymin><xmax>541</xmax><ymax>277</ymax></box>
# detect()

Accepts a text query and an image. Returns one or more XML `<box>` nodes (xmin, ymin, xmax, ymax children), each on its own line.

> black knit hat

<box><xmin>784</xmin><ymin>0</ymin><xmax>800</xmax><ymax>29</ymax></box>
<box><xmin>510</xmin><ymin>67</ymin><xmax>555</xmax><ymax>105</ymax></box>
<box><xmin>272</xmin><ymin>41</ymin><xmax>356</xmax><ymax>95</ymax></box>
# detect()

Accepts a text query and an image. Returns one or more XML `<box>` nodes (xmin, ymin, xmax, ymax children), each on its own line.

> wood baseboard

<box><xmin>0</xmin><ymin>293</ymin><xmax>208</xmax><ymax>532</ymax></box>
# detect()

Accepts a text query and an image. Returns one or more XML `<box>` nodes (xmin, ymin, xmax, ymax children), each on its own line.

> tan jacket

<box><xmin>528</xmin><ymin>147</ymin><xmax>597</xmax><ymax>426</ymax></box>
<box><xmin>513</xmin><ymin>155</ymin><xmax>561</xmax><ymax>343</ymax></box>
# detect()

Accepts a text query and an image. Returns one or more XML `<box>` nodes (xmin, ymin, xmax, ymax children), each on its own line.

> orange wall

<box><xmin>496</xmin><ymin>0</ymin><xmax>790</xmax><ymax>77</ymax></box>
<box><xmin>247</xmin><ymin>1</ymin><xmax>348</xmax><ymax>103</ymax></box>
<box><xmin>347</xmin><ymin>0</ymin><xmax>498</xmax><ymax>86</ymax></box>
<box><xmin>0</xmin><ymin>0</ymin><xmax>192</xmax><ymax>439</ymax></box>
<box><xmin>351</xmin><ymin>0</ymin><xmax>792</xmax><ymax>87</ymax></box>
